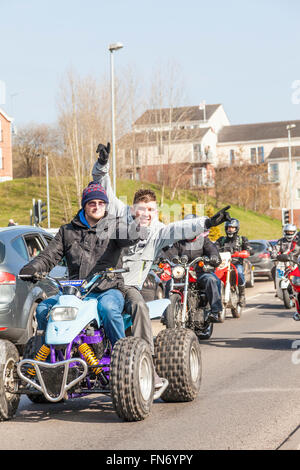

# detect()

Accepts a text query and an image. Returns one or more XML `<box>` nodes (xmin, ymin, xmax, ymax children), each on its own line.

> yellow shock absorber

<box><xmin>78</xmin><ymin>343</ymin><xmax>102</xmax><ymax>375</ymax></box>
<box><xmin>27</xmin><ymin>344</ymin><xmax>50</xmax><ymax>376</ymax></box>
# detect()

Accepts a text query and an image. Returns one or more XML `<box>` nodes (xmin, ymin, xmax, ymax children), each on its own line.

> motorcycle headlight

<box><xmin>172</xmin><ymin>265</ymin><xmax>185</xmax><ymax>279</ymax></box>
<box><xmin>291</xmin><ymin>276</ymin><xmax>300</xmax><ymax>286</ymax></box>
<box><xmin>50</xmin><ymin>307</ymin><xmax>78</xmax><ymax>321</ymax></box>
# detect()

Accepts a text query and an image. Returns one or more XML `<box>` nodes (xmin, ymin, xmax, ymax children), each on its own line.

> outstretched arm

<box><xmin>92</xmin><ymin>142</ymin><xmax>127</xmax><ymax>217</ymax></box>
<box><xmin>154</xmin><ymin>206</ymin><xmax>231</xmax><ymax>255</ymax></box>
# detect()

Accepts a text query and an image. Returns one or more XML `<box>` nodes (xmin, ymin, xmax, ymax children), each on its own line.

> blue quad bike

<box><xmin>0</xmin><ymin>268</ymin><xmax>202</xmax><ymax>422</ymax></box>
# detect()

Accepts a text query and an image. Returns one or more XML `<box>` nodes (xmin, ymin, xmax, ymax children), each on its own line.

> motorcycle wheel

<box><xmin>0</xmin><ymin>340</ymin><xmax>20</xmax><ymax>421</ymax></box>
<box><xmin>164</xmin><ymin>293</ymin><xmax>182</xmax><ymax>329</ymax></box>
<box><xmin>196</xmin><ymin>322</ymin><xmax>214</xmax><ymax>340</ymax></box>
<box><xmin>231</xmin><ymin>287</ymin><xmax>242</xmax><ymax>318</ymax></box>
<box><xmin>154</xmin><ymin>328</ymin><xmax>201</xmax><ymax>402</ymax></box>
<box><xmin>283</xmin><ymin>289</ymin><xmax>294</xmax><ymax>309</ymax></box>
<box><xmin>110</xmin><ymin>337</ymin><xmax>154</xmax><ymax>422</ymax></box>
<box><xmin>219</xmin><ymin>284</ymin><xmax>226</xmax><ymax>323</ymax></box>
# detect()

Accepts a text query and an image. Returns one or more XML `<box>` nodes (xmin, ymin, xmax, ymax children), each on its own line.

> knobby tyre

<box><xmin>110</xmin><ymin>337</ymin><xmax>154</xmax><ymax>422</ymax></box>
<box><xmin>0</xmin><ymin>340</ymin><xmax>20</xmax><ymax>421</ymax></box>
<box><xmin>154</xmin><ymin>328</ymin><xmax>202</xmax><ymax>402</ymax></box>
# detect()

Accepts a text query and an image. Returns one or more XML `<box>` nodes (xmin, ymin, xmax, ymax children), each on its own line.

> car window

<box><xmin>11</xmin><ymin>237</ymin><xmax>29</xmax><ymax>261</ymax></box>
<box><xmin>0</xmin><ymin>241</ymin><xmax>5</xmax><ymax>263</ymax></box>
<box><xmin>249</xmin><ymin>242</ymin><xmax>266</xmax><ymax>254</ymax></box>
<box><xmin>40</xmin><ymin>233</ymin><xmax>67</xmax><ymax>267</ymax></box>
<box><xmin>42</xmin><ymin>234</ymin><xmax>54</xmax><ymax>245</ymax></box>
<box><xmin>23</xmin><ymin>235</ymin><xmax>44</xmax><ymax>259</ymax></box>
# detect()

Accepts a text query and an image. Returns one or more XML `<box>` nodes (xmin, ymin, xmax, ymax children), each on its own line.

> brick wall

<box><xmin>0</xmin><ymin>111</ymin><xmax>12</xmax><ymax>180</ymax></box>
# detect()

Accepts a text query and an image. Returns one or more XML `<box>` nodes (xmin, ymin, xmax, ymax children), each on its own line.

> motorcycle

<box><xmin>274</xmin><ymin>258</ymin><xmax>294</xmax><ymax>309</ymax></box>
<box><xmin>0</xmin><ymin>268</ymin><xmax>202</xmax><ymax>422</ymax></box>
<box><xmin>276</xmin><ymin>253</ymin><xmax>298</xmax><ymax>316</ymax></box>
<box><xmin>161</xmin><ymin>255</ymin><xmax>218</xmax><ymax>340</ymax></box>
<box><xmin>214</xmin><ymin>250</ymin><xmax>249</xmax><ymax>319</ymax></box>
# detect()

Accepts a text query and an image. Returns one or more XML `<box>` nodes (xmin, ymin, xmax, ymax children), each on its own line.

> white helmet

<box><xmin>283</xmin><ymin>223</ymin><xmax>297</xmax><ymax>242</ymax></box>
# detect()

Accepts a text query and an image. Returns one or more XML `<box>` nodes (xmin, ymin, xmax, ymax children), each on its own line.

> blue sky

<box><xmin>1</xmin><ymin>0</ymin><xmax>299</xmax><ymax>127</ymax></box>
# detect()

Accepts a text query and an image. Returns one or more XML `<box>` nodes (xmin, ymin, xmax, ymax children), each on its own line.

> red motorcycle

<box><xmin>214</xmin><ymin>250</ymin><xmax>250</xmax><ymax>320</ymax></box>
<box><xmin>158</xmin><ymin>256</ymin><xmax>216</xmax><ymax>340</ymax></box>
<box><xmin>277</xmin><ymin>254</ymin><xmax>300</xmax><ymax>321</ymax></box>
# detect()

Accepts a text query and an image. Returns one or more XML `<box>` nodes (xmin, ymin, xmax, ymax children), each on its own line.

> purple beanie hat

<box><xmin>81</xmin><ymin>182</ymin><xmax>109</xmax><ymax>208</ymax></box>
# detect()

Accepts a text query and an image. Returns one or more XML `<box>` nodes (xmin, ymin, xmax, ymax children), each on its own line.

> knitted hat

<box><xmin>81</xmin><ymin>182</ymin><xmax>109</xmax><ymax>208</ymax></box>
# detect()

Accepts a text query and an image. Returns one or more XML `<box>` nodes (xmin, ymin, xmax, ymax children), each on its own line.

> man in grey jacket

<box><xmin>92</xmin><ymin>143</ymin><xmax>231</xmax><ymax>386</ymax></box>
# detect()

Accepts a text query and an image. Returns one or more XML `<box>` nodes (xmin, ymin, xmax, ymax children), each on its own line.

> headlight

<box><xmin>172</xmin><ymin>265</ymin><xmax>185</xmax><ymax>279</ymax></box>
<box><xmin>50</xmin><ymin>307</ymin><xmax>78</xmax><ymax>321</ymax></box>
<box><xmin>291</xmin><ymin>276</ymin><xmax>300</xmax><ymax>286</ymax></box>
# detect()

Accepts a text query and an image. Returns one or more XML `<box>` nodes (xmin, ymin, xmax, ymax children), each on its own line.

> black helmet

<box><xmin>225</xmin><ymin>218</ymin><xmax>240</xmax><ymax>238</ymax></box>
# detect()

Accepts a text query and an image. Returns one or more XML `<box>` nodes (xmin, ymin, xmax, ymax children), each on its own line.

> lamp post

<box><xmin>37</xmin><ymin>154</ymin><xmax>50</xmax><ymax>228</ymax></box>
<box><xmin>287</xmin><ymin>124</ymin><xmax>296</xmax><ymax>224</ymax></box>
<box><xmin>109</xmin><ymin>42</ymin><xmax>123</xmax><ymax>195</ymax></box>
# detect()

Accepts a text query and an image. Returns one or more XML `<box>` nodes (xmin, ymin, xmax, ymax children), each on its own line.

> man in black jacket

<box><xmin>161</xmin><ymin>214</ymin><xmax>222</xmax><ymax>323</ymax></box>
<box><xmin>215</xmin><ymin>218</ymin><xmax>251</xmax><ymax>307</ymax></box>
<box><xmin>19</xmin><ymin>182</ymin><xmax>144</xmax><ymax>348</ymax></box>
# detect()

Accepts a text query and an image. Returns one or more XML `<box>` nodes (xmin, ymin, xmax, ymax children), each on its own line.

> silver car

<box><xmin>0</xmin><ymin>226</ymin><xmax>66</xmax><ymax>354</ymax></box>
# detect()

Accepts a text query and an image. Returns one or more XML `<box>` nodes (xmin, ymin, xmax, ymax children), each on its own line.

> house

<box><xmin>217</xmin><ymin>120</ymin><xmax>300</xmax><ymax>166</ymax></box>
<box><xmin>267</xmin><ymin>145</ymin><xmax>300</xmax><ymax>225</ymax></box>
<box><xmin>0</xmin><ymin>108</ymin><xmax>13</xmax><ymax>182</ymax></box>
<box><xmin>217</xmin><ymin>120</ymin><xmax>300</xmax><ymax>224</ymax></box>
<box><xmin>118</xmin><ymin>104</ymin><xmax>230</xmax><ymax>190</ymax></box>
<box><xmin>117</xmin><ymin>103</ymin><xmax>300</xmax><ymax>224</ymax></box>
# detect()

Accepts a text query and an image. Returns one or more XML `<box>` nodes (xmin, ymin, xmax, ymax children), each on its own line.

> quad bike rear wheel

<box><xmin>154</xmin><ymin>328</ymin><xmax>201</xmax><ymax>402</ymax></box>
<box><xmin>0</xmin><ymin>340</ymin><xmax>20</xmax><ymax>421</ymax></box>
<box><xmin>110</xmin><ymin>337</ymin><xmax>154</xmax><ymax>422</ymax></box>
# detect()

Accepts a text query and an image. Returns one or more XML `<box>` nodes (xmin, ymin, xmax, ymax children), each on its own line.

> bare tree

<box><xmin>57</xmin><ymin>69</ymin><xmax>111</xmax><ymax>207</ymax></box>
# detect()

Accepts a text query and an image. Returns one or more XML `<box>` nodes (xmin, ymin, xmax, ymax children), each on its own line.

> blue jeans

<box><xmin>235</xmin><ymin>264</ymin><xmax>245</xmax><ymax>286</ymax></box>
<box><xmin>197</xmin><ymin>272</ymin><xmax>222</xmax><ymax>313</ymax></box>
<box><xmin>36</xmin><ymin>289</ymin><xmax>125</xmax><ymax>348</ymax></box>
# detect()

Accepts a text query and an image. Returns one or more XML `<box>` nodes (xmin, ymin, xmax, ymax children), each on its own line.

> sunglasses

<box><xmin>86</xmin><ymin>200</ymin><xmax>106</xmax><ymax>207</ymax></box>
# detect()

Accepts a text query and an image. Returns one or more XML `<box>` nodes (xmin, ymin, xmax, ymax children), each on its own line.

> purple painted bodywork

<box><xmin>48</xmin><ymin>328</ymin><xmax>111</xmax><ymax>399</ymax></box>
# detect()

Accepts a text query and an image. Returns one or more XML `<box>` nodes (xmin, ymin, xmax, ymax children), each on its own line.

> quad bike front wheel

<box><xmin>0</xmin><ymin>340</ymin><xmax>20</xmax><ymax>421</ymax></box>
<box><xmin>110</xmin><ymin>337</ymin><xmax>154</xmax><ymax>422</ymax></box>
<box><xmin>154</xmin><ymin>328</ymin><xmax>201</xmax><ymax>402</ymax></box>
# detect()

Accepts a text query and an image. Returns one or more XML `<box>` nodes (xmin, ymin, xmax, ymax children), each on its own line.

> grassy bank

<box><xmin>0</xmin><ymin>177</ymin><xmax>282</xmax><ymax>240</ymax></box>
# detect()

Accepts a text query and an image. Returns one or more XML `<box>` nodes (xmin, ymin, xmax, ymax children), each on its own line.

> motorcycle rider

<box><xmin>19</xmin><ymin>182</ymin><xmax>146</xmax><ymax>350</ymax></box>
<box><xmin>92</xmin><ymin>143</ymin><xmax>231</xmax><ymax>385</ymax></box>
<box><xmin>271</xmin><ymin>224</ymin><xmax>298</xmax><ymax>287</ymax></box>
<box><xmin>160</xmin><ymin>214</ymin><xmax>223</xmax><ymax>323</ymax></box>
<box><xmin>215</xmin><ymin>218</ymin><xmax>251</xmax><ymax>307</ymax></box>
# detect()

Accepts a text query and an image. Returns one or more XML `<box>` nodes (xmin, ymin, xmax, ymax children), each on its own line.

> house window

<box><xmin>269</xmin><ymin>163</ymin><xmax>279</xmax><ymax>182</ymax></box>
<box><xmin>0</xmin><ymin>148</ymin><xmax>3</xmax><ymax>169</ymax></box>
<box><xmin>193</xmin><ymin>144</ymin><xmax>202</xmax><ymax>161</ymax></box>
<box><xmin>296</xmin><ymin>161</ymin><xmax>300</xmax><ymax>171</ymax></box>
<box><xmin>250</xmin><ymin>148</ymin><xmax>257</xmax><ymax>164</ymax></box>
<box><xmin>157</xmin><ymin>144</ymin><xmax>164</xmax><ymax>155</ymax></box>
<box><xmin>251</xmin><ymin>146</ymin><xmax>264</xmax><ymax>164</ymax></box>
<box><xmin>229</xmin><ymin>149</ymin><xmax>235</xmax><ymax>164</ymax></box>
<box><xmin>297</xmin><ymin>189</ymin><xmax>300</xmax><ymax>199</ymax></box>
<box><xmin>258</xmin><ymin>146</ymin><xmax>264</xmax><ymax>163</ymax></box>
<box><xmin>192</xmin><ymin>167</ymin><xmax>206</xmax><ymax>186</ymax></box>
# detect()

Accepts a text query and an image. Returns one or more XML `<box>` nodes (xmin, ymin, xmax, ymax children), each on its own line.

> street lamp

<box><xmin>37</xmin><ymin>154</ymin><xmax>50</xmax><ymax>228</ymax></box>
<box><xmin>287</xmin><ymin>123</ymin><xmax>296</xmax><ymax>224</ymax></box>
<box><xmin>109</xmin><ymin>42</ymin><xmax>123</xmax><ymax>194</ymax></box>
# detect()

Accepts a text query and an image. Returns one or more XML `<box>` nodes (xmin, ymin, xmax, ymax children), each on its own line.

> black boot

<box><xmin>238</xmin><ymin>285</ymin><xmax>246</xmax><ymax>307</ymax></box>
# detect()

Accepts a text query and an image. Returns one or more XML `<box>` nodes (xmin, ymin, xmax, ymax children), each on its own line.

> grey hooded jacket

<box><xmin>92</xmin><ymin>161</ymin><xmax>209</xmax><ymax>289</ymax></box>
